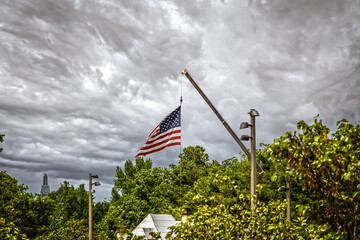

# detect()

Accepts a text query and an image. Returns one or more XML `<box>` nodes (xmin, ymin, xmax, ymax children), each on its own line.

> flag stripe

<box><xmin>148</xmin><ymin>125</ymin><xmax>160</xmax><ymax>137</ymax></box>
<box><xmin>138</xmin><ymin>135</ymin><xmax>181</xmax><ymax>151</ymax></box>
<box><xmin>135</xmin><ymin>140</ymin><xmax>181</xmax><ymax>157</ymax></box>
<box><xmin>144</xmin><ymin>128</ymin><xmax>181</xmax><ymax>145</ymax></box>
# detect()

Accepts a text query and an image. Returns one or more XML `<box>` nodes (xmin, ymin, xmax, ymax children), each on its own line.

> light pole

<box><xmin>278</xmin><ymin>168</ymin><xmax>293</xmax><ymax>221</ymax></box>
<box><xmin>240</xmin><ymin>109</ymin><xmax>260</xmax><ymax>210</ymax></box>
<box><xmin>89</xmin><ymin>173</ymin><xmax>100</xmax><ymax>240</ymax></box>
<box><xmin>278</xmin><ymin>184</ymin><xmax>290</xmax><ymax>221</ymax></box>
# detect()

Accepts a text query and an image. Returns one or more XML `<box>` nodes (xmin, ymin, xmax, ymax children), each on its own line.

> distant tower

<box><xmin>40</xmin><ymin>173</ymin><xmax>50</xmax><ymax>197</ymax></box>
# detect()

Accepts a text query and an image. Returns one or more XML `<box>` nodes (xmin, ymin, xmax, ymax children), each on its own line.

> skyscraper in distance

<box><xmin>40</xmin><ymin>173</ymin><xmax>50</xmax><ymax>197</ymax></box>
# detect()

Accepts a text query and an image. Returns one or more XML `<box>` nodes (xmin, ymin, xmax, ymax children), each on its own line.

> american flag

<box><xmin>135</xmin><ymin>106</ymin><xmax>181</xmax><ymax>158</ymax></box>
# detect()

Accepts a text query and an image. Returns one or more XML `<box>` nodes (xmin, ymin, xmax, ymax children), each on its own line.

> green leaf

<box><xmin>343</xmin><ymin>172</ymin><xmax>351</xmax><ymax>181</ymax></box>
<box><xmin>271</xmin><ymin>174</ymin><xmax>278</xmax><ymax>182</ymax></box>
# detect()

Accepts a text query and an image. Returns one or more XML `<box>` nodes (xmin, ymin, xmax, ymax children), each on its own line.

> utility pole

<box><xmin>278</xmin><ymin>168</ymin><xmax>293</xmax><ymax>221</ymax></box>
<box><xmin>89</xmin><ymin>173</ymin><xmax>100</xmax><ymax>240</ymax></box>
<box><xmin>240</xmin><ymin>109</ymin><xmax>260</xmax><ymax>210</ymax></box>
<box><xmin>89</xmin><ymin>174</ymin><xmax>93</xmax><ymax>240</ymax></box>
<box><xmin>250</xmin><ymin>110</ymin><xmax>257</xmax><ymax>210</ymax></box>
<box><xmin>286</xmin><ymin>180</ymin><xmax>291</xmax><ymax>221</ymax></box>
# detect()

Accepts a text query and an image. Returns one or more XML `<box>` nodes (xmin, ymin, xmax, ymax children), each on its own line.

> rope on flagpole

<box><xmin>180</xmin><ymin>72</ymin><xmax>183</xmax><ymax>105</ymax></box>
<box><xmin>179</xmin><ymin>72</ymin><xmax>183</xmax><ymax>207</ymax></box>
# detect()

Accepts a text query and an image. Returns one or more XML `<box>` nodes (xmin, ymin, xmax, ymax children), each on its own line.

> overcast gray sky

<box><xmin>1</xmin><ymin>0</ymin><xmax>359</xmax><ymax>201</ymax></box>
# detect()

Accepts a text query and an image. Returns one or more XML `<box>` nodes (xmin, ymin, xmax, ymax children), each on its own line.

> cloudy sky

<box><xmin>1</xmin><ymin>0</ymin><xmax>359</xmax><ymax>201</ymax></box>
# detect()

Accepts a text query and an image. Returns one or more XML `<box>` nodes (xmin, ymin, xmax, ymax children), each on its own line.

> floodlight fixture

<box><xmin>241</xmin><ymin>135</ymin><xmax>251</xmax><ymax>141</ymax></box>
<box><xmin>278</xmin><ymin>186</ymin><xmax>289</xmax><ymax>192</ymax></box>
<box><xmin>94</xmin><ymin>182</ymin><xmax>101</xmax><ymax>186</ymax></box>
<box><xmin>92</xmin><ymin>174</ymin><xmax>99</xmax><ymax>179</ymax></box>
<box><xmin>249</xmin><ymin>109</ymin><xmax>260</xmax><ymax>117</ymax></box>
<box><xmin>182</xmin><ymin>207</ymin><xmax>191</xmax><ymax>216</ymax></box>
<box><xmin>240</xmin><ymin>122</ymin><xmax>251</xmax><ymax>129</ymax></box>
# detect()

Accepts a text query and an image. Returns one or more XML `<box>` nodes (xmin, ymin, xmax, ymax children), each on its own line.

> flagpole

<box><xmin>181</xmin><ymin>69</ymin><xmax>264</xmax><ymax>174</ymax></box>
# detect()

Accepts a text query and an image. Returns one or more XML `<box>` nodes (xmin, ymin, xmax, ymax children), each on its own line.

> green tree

<box><xmin>94</xmin><ymin>201</ymin><xmax>110</xmax><ymax>226</ymax></box>
<box><xmin>43</xmin><ymin>181</ymin><xmax>89</xmax><ymax>239</ymax></box>
<box><xmin>168</xmin><ymin>146</ymin><xmax>211</xmax><ymax>207</ymax></box>
<box><xmin>173</xmin><ymin>146</ymin><xmax>209</xmax><ymax>188</ymax></box>
<box><xmin>47</xmin><ymin>181</ymin><xmax>89</xmax><ymax>223</ymax></box>
<box><xmin>114</xmin><ymin>158</ymin><xmax>153</xmax><ymax>196</ymax></box>
<box><xmin>264</xmin><ymin>118</ymin><xmax>359</xmax><ymax>239</ymax></box>
<box><xmin>0</xmin><ymin>135</ymin><xmax>55</xmax><ymax>239</ymax></box>
<box><xmin>169</xmin><ymin>176</ymin><xmax>336</xmax><ymax>239</ymax></box>
<box><xmin>0</xmin><ymin>171</ymin><xmax>54</xmax><ymax>239</ymax></box>
<box><xmin>106</xmin><ymin>146</ymin><xmax>253</xmax><ymax>238</ymax></box>
<box><xmin>0</xmin><ymin>217</ymin><xmax>28</xmax><ymax>240</ymax></box>
<box><xmin>169</xmin><ymin>193</ymin><xmax>334</xmax><ymax>239</ymax></box>
<box><xmin>100</xmin><ymin>157</ymin><xmax>174</xmax><ymax>238</ymax></box>
<box><xmin>105</xmin><ymin>147</ymin><xmax>211</xmax><ymax>237</ymax></box>
<box><xmin>0</xmin><ymin>171</ymin><xmax>27</xmax><ymax>225</ymax></box>
<box><xmin>43</xmin><ymin>219</ymin><xmax>88</xmax><ymax>240</ymax></box>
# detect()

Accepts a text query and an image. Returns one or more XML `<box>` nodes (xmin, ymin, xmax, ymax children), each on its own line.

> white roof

<box><xmin>132</xmin><ymin>214</ymin><xmax>179</xmax><ymax>239</ymax></box>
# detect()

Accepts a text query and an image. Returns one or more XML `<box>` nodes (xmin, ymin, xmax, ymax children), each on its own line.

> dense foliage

<box><xmin>264</xmin><ymin>118</ymin><xmax>360</xmax><ymax>238</ymax></box>
<box><xmin>0</xmin><ymin>118</ymin><xmax>359</xmax><ymax>239</ymax></box>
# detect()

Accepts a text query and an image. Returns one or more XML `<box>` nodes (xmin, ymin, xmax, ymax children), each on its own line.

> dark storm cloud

<box><xmin>246</xmin><ymin>0</ymin><xmax>360</xmax><ymax>123</ymax></box>
<box><xmin>0</xmin><ymin>0</ymin><xmax>359</xmax><ymax>200</ymax></box>
<box><xmin>0</xmin><ymin>0</ymin><xmax>204</xmax><ymax>200</ymax></box>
